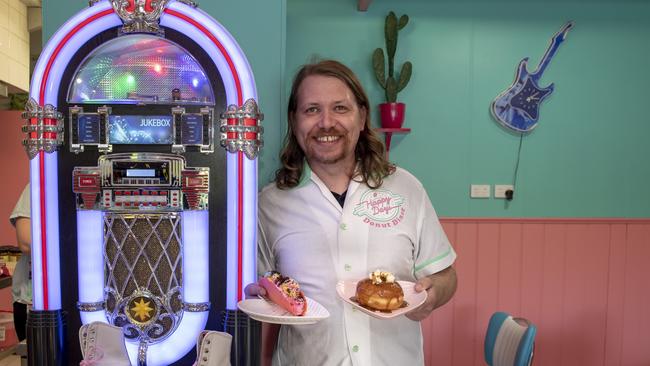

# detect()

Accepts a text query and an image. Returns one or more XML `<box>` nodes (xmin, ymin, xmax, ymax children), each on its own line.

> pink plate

<box><xmin>336</xmin><ymin>280</ymin><xmax>427</xmax><ymax>319</ymax></box>
<box><xmin>237</xmin><ymin>296</ymin><xmax>329</xmax><ymax>325</ymax></box>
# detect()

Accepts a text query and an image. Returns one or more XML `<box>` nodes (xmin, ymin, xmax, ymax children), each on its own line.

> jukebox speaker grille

<box><xmin>104</xmin><ymin>213</ymin><xmax>183</xmax><ymax>343</ymax></box>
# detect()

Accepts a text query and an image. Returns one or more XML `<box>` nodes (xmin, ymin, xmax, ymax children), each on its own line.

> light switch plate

<box><xmin>470</xmin><ymin>184</ymin><xmax>490</xmax><ymax>198</ymax></box>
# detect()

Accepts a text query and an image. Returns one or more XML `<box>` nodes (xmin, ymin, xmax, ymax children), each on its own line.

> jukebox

<box><xmin>21</xmin><ymin>1</ymin><xmax>263</xmax><ymax>365</ymax></box>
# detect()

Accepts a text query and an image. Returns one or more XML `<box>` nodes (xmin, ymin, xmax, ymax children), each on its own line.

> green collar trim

<box><xmin>297</xmin><ymin>161</ymin><xmax>312</xmax><ymax>188</ymax></box>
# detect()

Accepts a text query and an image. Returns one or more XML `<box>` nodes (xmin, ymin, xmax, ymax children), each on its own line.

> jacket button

<box><xmin>352</xmin><ymin>345</ymin><xmax>359</xmax><ymax>352</ymax></box>
<box><xmin>340</xmin><ymin>223</ymin><xmax>347</xmax><ymax>230</ymax></box>
<box><xmin>344</xmin><ymin>264</ymin><xmax>351</xmax><ymax>271</ymax></box>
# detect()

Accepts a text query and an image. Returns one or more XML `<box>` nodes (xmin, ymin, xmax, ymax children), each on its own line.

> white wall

<box><xmin>0</xmin><ymin>0</ymin><xmax>29</xmax><ymax>92</ymax></box>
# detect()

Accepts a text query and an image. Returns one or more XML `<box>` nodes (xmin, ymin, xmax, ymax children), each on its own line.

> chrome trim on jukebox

<box><xmin>199</xmin><ymin>107</ymin><xmax>215</xmax><ymax>154</ymax></box>
<box><xmin>111</xmin><ymin>0</ymin><xmax>169</xmax><ymax>35</ymax></box>
<box><xmin>176</xmin><ymin>0</ymin><xmax>197</xmax><ymax>7</ymax></box>
<box><xmin>171</xmin><ymin>107</ymin><xmax>185</xmax><ymax>154</ymax></box>
<box><xmin>69</xmin><ymin>105</ymin><xmax>112</xmax><ymax>154</ymax></box>
<box><xmin>219</xmin><ymin>98</ymin><xmax>264</xmax><ymax>159</ymax></box>
<box><xmin>183</xmin><ymin>302</ymin><xmax>211</xmax><ymax>312</ymax></box>
<box><xmin>21</xmin><ymin>98</ymin><xmax>65</xmax><ymax>159</ymax></box>
<box><xmin>138</xmin><ymin>341</ymin><xmax>148</xmax><ymax>366</ymax></box>
<box><xmin>69</xmin><ymin>106</ymin><xmax>86</xmax><ymax>153</ymax></box>
<box><xmin>96</xmin><ymin>106</ymin><xmax>112</xmax><ymax>153</ymax></box>
<box><xmin>171</xmin><ymin>107</ymin><xmax>214</xmax><ymax>154</ymax></box>
<box><xmin>77</xmin><ymin>301</ymin><xmax>106</xmax><ymax>312</ymax></box>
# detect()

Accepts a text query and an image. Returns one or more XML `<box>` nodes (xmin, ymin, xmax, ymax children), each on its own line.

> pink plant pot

<box><xmin>379</xmin><ymin>102</ymin><xmax>406</xmax><ymax>129</ymax></box>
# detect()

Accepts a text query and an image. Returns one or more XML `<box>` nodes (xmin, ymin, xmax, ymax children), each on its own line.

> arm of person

<box><xmin>244</xmin><ymin>282</ymin><xmax>278</xmax><ymax>366</ymax></box>
<box><xmin>255</xmin><ymin>217</ymin><xmax>280</xmax><ymax>365</ymax></box>
<box><xmin>14</xmin><ymin>217</ymin><xmax>31</xmax><ymax>255</ymax></box>
<box><xmin>405</xmin><ymin>265</ymin><xmax>457</xmax><ymax>321</ymax></box>
<box><xmin>261</xmin><ymin>323</ymin><xmax>280</xmax><ymax>366</ymax></box>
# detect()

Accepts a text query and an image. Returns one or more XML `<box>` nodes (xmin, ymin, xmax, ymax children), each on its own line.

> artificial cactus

<box><xmin>373</xmin><ymin>11</ymin><xmax>412</xmax><ymax>103</ymax></box>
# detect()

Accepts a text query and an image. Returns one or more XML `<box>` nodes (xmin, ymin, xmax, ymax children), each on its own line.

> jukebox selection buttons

<box><xmin>120</xmin><ymin>178</ymin><xmax>162</xmax><ymax>185</ymax></box>
<box><xmin>112</xmin><ymin>189</ymin><xmax>169</xmax><ymax>208</ymax></box>
<box><xmin>170</xmin><ymin>190</ymin><xmax>180</xmax><ymax>208</ymax></box>
<box><xmin>103</xmin><ymin>190</ymin><xmax>112</xmax><ymax>208</ymax></box>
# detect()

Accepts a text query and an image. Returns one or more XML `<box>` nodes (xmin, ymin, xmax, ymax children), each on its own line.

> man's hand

<box><xmin>405</xmin><ymin>266</ymin><xmax>457</xmax><ymax>321</ymax></box>
<box><xmin>244</xmin><ymin>282</ymin><xmax>267</xmax><ymax>299</ymax></box>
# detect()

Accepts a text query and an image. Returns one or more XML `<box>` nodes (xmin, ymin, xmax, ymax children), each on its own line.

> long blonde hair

<box><xmin>275</xmin><ymin>60</ymin><xmax>393</xmax><ymax>189</ymax></box>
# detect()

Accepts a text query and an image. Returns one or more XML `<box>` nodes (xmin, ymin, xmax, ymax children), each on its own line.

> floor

<box><xmin>0</xmin><ymin>354</ymin><xmax>19</xmax><ymax>366</ymax></box>
<box><xmin>0</xmin><ymin>347</ymin><xmax>20</xmax><ymax>366</ymax></box>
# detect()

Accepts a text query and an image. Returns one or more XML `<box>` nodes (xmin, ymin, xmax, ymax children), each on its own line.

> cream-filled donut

<box><xmin>355</xmin><ymin>270</ymin><xmax>404</xmax><ymax>311</ymax></box>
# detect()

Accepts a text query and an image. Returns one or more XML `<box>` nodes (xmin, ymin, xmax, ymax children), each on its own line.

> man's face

<box><xmin>292</xmin><ymin>75</ymin><xmax>366</xmax><ymax>169</ymax></box>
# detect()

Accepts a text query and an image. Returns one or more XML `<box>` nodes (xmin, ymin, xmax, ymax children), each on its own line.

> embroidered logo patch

<box><xmin>353</xmin><ymin>189</ymin><xmax>405</xmax><ymax>227</ymax></box>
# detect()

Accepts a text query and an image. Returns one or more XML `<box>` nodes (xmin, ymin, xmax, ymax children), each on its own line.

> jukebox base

<box><xmin>27</xmin><ymin>309</ymin><xmax>66</xmax><ymax>366</ymax></box>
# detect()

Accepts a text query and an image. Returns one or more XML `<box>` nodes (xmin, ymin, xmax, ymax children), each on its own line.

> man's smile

<box><xmin>315</xmin><ymin>135</ymin><xmax>341</xmax><ymax>143</ymax></box>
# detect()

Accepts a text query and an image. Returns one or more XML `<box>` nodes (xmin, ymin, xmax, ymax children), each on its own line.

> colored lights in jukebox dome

<box><xmin>68</xmin><ymin>34</ymin><xmax>214</xmax><ymax>105</ymax></box>
<box><xmin>113</xmin><ymin>73</ymin><xmax>137</xmax><ymax>100</ymax></box>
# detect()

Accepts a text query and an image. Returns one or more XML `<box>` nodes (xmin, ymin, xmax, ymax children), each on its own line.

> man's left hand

<box><xmin>405</xmin><ymin>275</ymin><xmax>437</xmax><ymax>321</ymax></box>
<box><xmin>405</xmin><ymin>266</ymin><xmax>457</xmax><ymax>321</ymax></box>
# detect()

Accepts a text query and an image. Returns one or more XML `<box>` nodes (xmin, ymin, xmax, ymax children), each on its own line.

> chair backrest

<box><xmin>484</xmin><ymin>311</ymin><xmax>537</xmax><ymax>366</ymax></box>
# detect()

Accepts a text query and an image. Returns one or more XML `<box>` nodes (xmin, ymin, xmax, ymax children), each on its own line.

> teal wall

<box><xmin>286</xmin><ymin>0</ymin><xmax>650</xmax><ymax>217</ymax></box>
<box><xmin>43</xmin><ymin>1</ymin><xmax>650</xmax><ymax>218</ymax></box>
<box><xmin>43</xmin><ymin>0</ymin><xmax>286</xmax><ymax>189</ymax></box>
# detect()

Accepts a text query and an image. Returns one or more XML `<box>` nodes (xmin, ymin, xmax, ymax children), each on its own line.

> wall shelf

<box><xmin>357</xmin><ymin>0</ymin><xmax>372</xmax><ymax>11</ymax></box>
<box><xmin>374</xmin><ymin>127</ymin><xmax>410</xmax><ymax>160</ymax></box>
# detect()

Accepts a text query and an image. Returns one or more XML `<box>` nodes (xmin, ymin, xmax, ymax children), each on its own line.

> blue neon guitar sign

<box><xmin>491</xmin><ymin>21</ymin><xmax>574</xmax><ymax>132</ymax></box>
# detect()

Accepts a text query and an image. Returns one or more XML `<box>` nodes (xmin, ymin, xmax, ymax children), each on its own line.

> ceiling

<box><xmin>20</xmin><ymin>0</ymin><xmax>41</xmax><ymax>7</ymax></box>
<box><xmin>0</xmin><ymin>2</ymin><xmax>41</xmax><ymax>110</ymax></box>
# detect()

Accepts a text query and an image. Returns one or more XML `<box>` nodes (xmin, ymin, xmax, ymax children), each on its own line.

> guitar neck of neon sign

<box><xmin>491</xmin><ymin>21</ymin><xmax>573</xmax><ymax>132</ymax></box>
<box><xmin>531</xmin><ymin>21</ymin><xmax>573</xmax><ymax>81</ymax></box>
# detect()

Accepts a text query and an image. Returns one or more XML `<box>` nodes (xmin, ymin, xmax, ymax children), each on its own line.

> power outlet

<box><xmin>470</xmin><ymin>184</ymin><xmax>490</xmax><ymax>198</ymax></box>
<box><xmin>494</xmin><ymin>185</ymin><xmax>514</xmax><ymax>199</ymax></box>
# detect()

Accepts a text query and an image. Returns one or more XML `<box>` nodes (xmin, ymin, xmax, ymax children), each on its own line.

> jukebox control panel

<box><xmin>73</xmin><ymin>153</ymin><xmax>209</xmax><ymax>211</ymax></box>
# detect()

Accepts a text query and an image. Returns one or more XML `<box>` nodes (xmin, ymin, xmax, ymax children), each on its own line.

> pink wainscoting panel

<box><xmin>497</xmin><ymin>223</ymin><xmax>523</xmax><ymax>315</ymax></box>
<box><xmin>538</xmin><ymin>223</ymin><xmax>566</xmax><ymax>366</ymax></box>
<box><xmin>520</xmin><ymin>224</ymin><xmax>544</xmax><ymax>328</ymax></box>
<box><xmin>561</xmin><ymin>224</ymin><xmax>609</xmax><ymax>365</ymax></box>
<box><xmin>473</xmin><ymin>223</ymin><xmax>499</xmax><ymax>366</ymax></box>
<box><xmin>604</xmin><ymin>224</ymin><xmax>627</xmax><ymax>365</ymax></box>
<box><xmin>422</xmin><ymin>218</ymin><xmax>650</xmax><ymax>366</ymax></box>
<box><xmin>620</xmin><ymin>224</ymin><xmax>650</xmax><ymax>365</ymax></box>
<box><xmin>451</xmin><ymin>222</ymin><xmax>479</xmax><ymax>366</ymax></box>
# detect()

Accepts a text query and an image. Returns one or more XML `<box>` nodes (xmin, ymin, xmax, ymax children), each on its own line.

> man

<box><xmin>10</xmin><ymin>184</ymin><xmax>31</xmax><ymax>342</ymax></box>
<box><xmin>254</xmin><ymin>60</ymin><xmax>457</xmax><ymax>365</ymax></box>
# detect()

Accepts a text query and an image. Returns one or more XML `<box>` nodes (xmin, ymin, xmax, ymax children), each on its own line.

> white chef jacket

<box><xmin>258</xmin><ymin>163</ymin><xmax>456</xmax><ymax>366</ymax></box>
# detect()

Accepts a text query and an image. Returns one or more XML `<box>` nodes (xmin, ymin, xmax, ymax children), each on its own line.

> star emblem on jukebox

<box><xmin>127</xmin><ymin>296</ymin><xmax>157</xmax><ymax>325</ymax></box>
